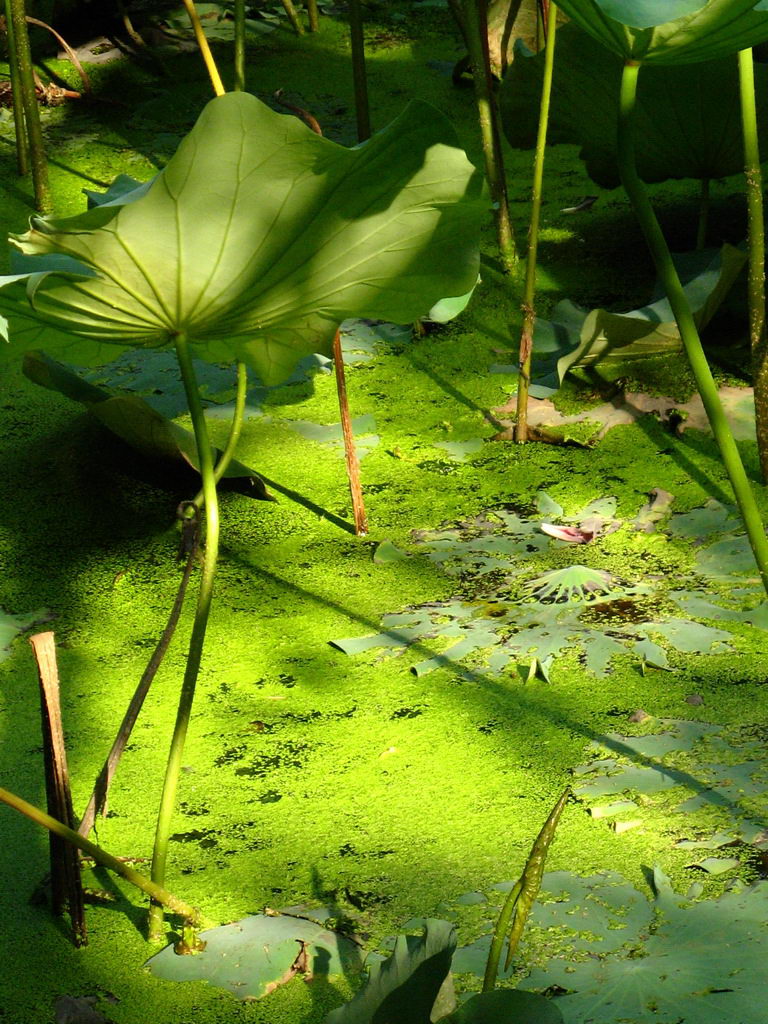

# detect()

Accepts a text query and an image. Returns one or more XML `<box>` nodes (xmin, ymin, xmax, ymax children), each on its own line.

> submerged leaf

<box><xmin>0</xmin><ymin>94</ymin><xmax>483</xmax><ymax>384</ymax></box>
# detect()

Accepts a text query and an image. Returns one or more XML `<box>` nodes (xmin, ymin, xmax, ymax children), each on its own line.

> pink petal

<box><xmin>540</xmin><ymin>523</ymin><xmax>593</xmax><ymax>544</ymax></box>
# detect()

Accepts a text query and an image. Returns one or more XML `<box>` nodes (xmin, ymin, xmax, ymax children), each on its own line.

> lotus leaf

<box><xmin>501</xmin><ymin>24</ymin><xmax>768</xmax><ymax>187</ymax></box>
<box><xmin>0</xmin><ymin>93</ymin><xmax>483</xmax><ymax>384</ymax></box>
<box><xmin>21</xmin><ymin>350</ymin><xmax>271</xmax><ymax>492</ymax></box>
<box><xmin>525</xmin><ymin>245</ymin><xmax>746</xmax><ymax>394</ymax></box>
<box><xmin>146</xmin><ymin>910</ymin><xmax>361</xmax><ymax>1000</ymax></box>
<box><xmin>555</xmin><ymin>0</ymin><xmax>768</xmax><ymax>65</ymax></box>
<box><xmin>525</xmin><ymin>869</ymin><xmax>768</xmax><ymax>1024</ymax></box>
<box><xmin>325</xmin><ymin>918</ymin><xmax>455</xmax><ymax>1024</ymax></box>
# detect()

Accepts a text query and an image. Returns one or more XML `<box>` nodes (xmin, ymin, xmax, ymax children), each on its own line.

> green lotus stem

<box><xmin>234</xmin><ymin>0</ymin><xmax>245</xmax><ymax>90</ymax></box>
<box><xmin>307</xmin><ymin>0</ymin><xmax>319</xmax><ymax>32</ymax></box>
<box><xmin>348</xmin><ymin>0</ymin><xmax>371</xmax><ymax>141</ymax></box>
<box><xmin>618</xmin><ymin>60</ymin><xmax>768</xmax><ymax>597</ymax></box>
<box><xmin>192</xmin><ymin>359</ymin><xmax>248</xmax><ymax>509</ymax></box>
<box><xmin>181</xmin><ymin>0</ymin><xmax>226</xmax><ymax>97</ymax></box>
<box><xmin>4</xmin><ymin>0</ymin><xmax>28</xmax><ymax>175</ymax></box>
<box><xmin>0</xmin><ymin>786</ymin><xmax>203</xmax><ymax>925</ymax></box>
<box><xmin>738</xmin><ymin>47</ymin><xmax>768</xmax><ymax>482</ymax></box>
<box><xmin>149</xmin><ymin>332</ymin><xmax>221</xmax><ymax>941</ymax></box>
<box><xmin>7</xmin><ymin>0</ymin><xmax>50</xmax><ymax>212</ymax></box>
<box><xmin>515</xmin><ymin>2</ymin><xmax>557</xmax><ymax>442</ymax></box>
<box><xmin>695</xmin><ymin>177</ymin><xmax>710</xmax><ymax>251</ymax></box>
<box><xmin>462</xmin><ymin>0</ymin><xmax>517</xmax><ymax>273</ymax></box>
<box><xmin>280</xmin><ymin>0</ymin><xmax>305</xmax><ymax>35</ymax></box>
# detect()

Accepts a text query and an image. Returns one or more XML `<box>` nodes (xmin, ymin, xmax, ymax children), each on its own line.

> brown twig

<box><xmin>30</xmin><ymin>632</ymin><xmax>87</xmax><ymax>946</ymax></box>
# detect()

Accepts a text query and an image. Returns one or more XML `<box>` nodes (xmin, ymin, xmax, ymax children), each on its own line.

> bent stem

<box><xmin>149</xmin><ymin>333</ymin><xmax>221</xmax><ymax>941</ymax></box>
<box><xmin>618</xmin><ymin>60</ymin><xmax>768</xmax><ymax>597</ymax></box>
<box><xmin>738</xmin><ymin>47</ymin><xmax>768</xmax><ymax>481</ymax></box>
<box><xmin>1</xmin><ymin>786</ymin><xmax>204</xmax><ymax>926</ymax></box>
<box><xmin>515</xmin><ymin>1</ymin><xmax>557</xmax><ymax>442</ymax></box>
<box><xmin>192</xmin><ymin>359</ymin><xmax>248</xmax><ymax>509</ymax></box>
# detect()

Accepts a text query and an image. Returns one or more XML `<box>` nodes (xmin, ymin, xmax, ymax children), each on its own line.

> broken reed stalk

<box><xmin>514</xmin><ymin>1</ymin><xmax>557</xmax><ymax>442</ymax></box>
<box><xmin>334</xmin><ymin>331</ymin><xmax>368</xmax><ymax>536</ymax></box>
<box><xmin>30</xmin><ymin>631</ymin><xmax>87</xmax><ymax>946</ymax></box>
<box><xmin>738</xmin><ymin>47</ymin><xmax>768</xmax><ymax>482</ymax></box>
<box><xmin>7</xmin><ymin>0</ymin><xmax>50</xmax><ymax>212</ymax></box>
<box><xmin>307</xmin><ymin>0</ymin><xmax>319</xmax><ymax>32</ymax></box>
<box><xmin>181</xmin><ymin>0</ymin><xmax>225</xmax><ymax>96</ymax></box>
<box><xmin>78</xmin><ymin>518</ymin><xmax>200</xmax><ymax>839</ymax></box>
<box><xmin>0</xmin><ymin>786</ymin><xmax>204</xmax><ymax>926</ymax></box>
<box><xmin>149</xmin><ymin>332</ymin><xmax>221</xmax><ymax>942</ymax></box>
<box><xmin>281</xmin><ymin>0</ymin><xmax>305</xmax><ymax>35</ymax></box>
<box><xmin>3</xmin><ymin>1</ymin><xmax>27</xmax><ymax>174</ymax></box>
<box><xmin>462</xmin><ymin>0</ymin><xmax>517</xmax><ymax>273</ymax></box>
<box><xmin>234</xmin><ymin>0</ymin><xmax>245</xmax><ymax>90</ymax></box>
<box><xmin>348</xmin><ymin>0</ymin><xmax>371</xmax><ymax>141</ymax></box>
<box><xmin>618</xmin><ymin>59</ymin><xmax>768</xmax><ymax>597</ymax></box>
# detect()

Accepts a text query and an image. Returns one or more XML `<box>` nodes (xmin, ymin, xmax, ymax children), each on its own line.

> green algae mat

<box><xmin>2</xmin><ymin>4</ymin><xmax>768</xmax><ymax>1023</ymax></box>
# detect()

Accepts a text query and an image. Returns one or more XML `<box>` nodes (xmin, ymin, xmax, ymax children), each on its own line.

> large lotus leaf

<box><xmin>525</xmin><ymin>870</ymin><xmax>768</xmax><ymax>1024</ymax></box>
<box><xmin>146</xmin><ymin>911</ymin><xmax>362</xmax><ymax>1000</ymax></box>
<box><xmin>501</xmin><ymin>25</ymin><xmax>768</xmax><ymax>187</ymax></box>
<box><xmin>21</xmin><ymin>350</ymin><xmax>271</xmax><ymax>494</ymax></box>
<box><xmin>0</xmin><ymin>93</ymin><xmax>483</xmax><ymax>384</ymax></box>
<box><xmin>555</xmin><ymin>0</ymin><xmax>768</xmax><ymax>65</ymax></box>
<box><xmin>528</xmin><ymin>245</ymin><xmax>745</xmax><ymax>393</ymax></box>
<box><xmin>447</xmin><ymin>989</ymin><xmax>563</xmax><ymax>1024</ymax></box>
<box><xmin>325</xmin><ymin>919</ymin><xmax>456</xmax><ymax>1024</ymax></box>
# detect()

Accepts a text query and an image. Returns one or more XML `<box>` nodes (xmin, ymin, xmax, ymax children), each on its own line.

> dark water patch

<box><xmin>234</xmin><ymin>741</ymin><xmax>311</xmax><ymax>778</ymax></box>
<box><xmin>169</xmin><ymin>828</ymin><xmax>218</xmax><ymax>849</ymax></box>
<box><xmin>344</xmin><ymin>887</ymin><xmax>393</xmax><ymax>910</ymax></box>
<box><xmin>179</xmin><ymin>802</ymin><xmax>210</xmax><ymax>816</ymax></box>
<box><xmin>390</xmin><ymin>706</ymin><xmax>425</xmax><ymax>720</ymax></box>
<box><xmin>215</xmin><ymin>744</ymin><xmax>246</xmax><ymax>767</ymax></box>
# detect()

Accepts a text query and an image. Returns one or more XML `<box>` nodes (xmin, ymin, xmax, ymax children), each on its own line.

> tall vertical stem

<box><xmin>4</xmin><ymin>0</ymin><xmax>28</xmax><ymax>175</ymax></box>
<box><xmin>515</xmin><ymin>2</ymin><xmax>557</xmax><ymax>442</ymax></box>
<box><xmin>234</xmin><ymin>0</ymin><xmax>246</xmax><ymax>91</ymax></box>
<box><xmin>181</xmin><ymin>0</ymin><xmax>225</xmax><ymax>96</ymax></box>
<box><xmin>348</xmin><ymin>0</ymin><xmax>371</xmax><ymax>141</ymax></box>
<box><xmin>148</xmin><ymin>333</ymin><xmax>221</xmax><ymax>941</ymax></box>
<box><xmin>307</xmin><ymin>0</ymin><xmax>319</xmax><ymax>32</ymax></box>
<box><xmin>333</xmin><ymin>331</ymin><xmax>368</xmax><ymax>536</ymax></box>
<box><xmin>8</xmin><ymin>0</ymin><xmax>50</xmax><ymax>212</ymax></box>
<box><xmin>618</xmin><ymin>60</ymin><xmax>768</xmax><ymax>597</ymax></box>
<box><xmin>462</xmin><ymin>0</ymin><xmax>517</xmax><ymax>273</ymax></box>
<box><xmin>738</xmin><ymin>47</ymin><xmax>768</xmax><ymax>481</ymax></box>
